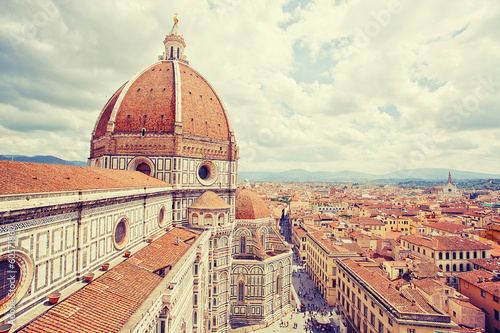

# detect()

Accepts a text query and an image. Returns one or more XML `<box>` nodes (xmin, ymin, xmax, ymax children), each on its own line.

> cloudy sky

<box><xmin>1</xmin><ymin>0</ymin><xmax>499</xmax><ymax>174</ymax></box>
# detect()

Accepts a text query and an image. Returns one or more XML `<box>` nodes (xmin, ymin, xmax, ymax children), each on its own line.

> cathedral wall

<box><xmin>89</xmin><ymin>155</ymin><xmax>237</xmax><ymax>190</ymax></box>
<box><xmin>0</xmin><ymin>188</ymin><xmax>173</xmax><ymax>322</ymax></box>
<box><xmin>229</xmin><ymin>252</ymin><xmax>293</xmax><ymax>327</ymax></box>
<box><xmin>209</xmin><ymin>227</ymin><xmax>234</xmax><ymax>333</ymax></box>
<box><xmin>0</xmin><ymin>213</ymin><xmax>79</xmax><ymax>317</ymax></box>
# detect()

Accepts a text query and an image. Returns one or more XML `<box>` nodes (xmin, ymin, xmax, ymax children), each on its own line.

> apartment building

<box><xmin>457</xmin><ymin>270</ymin><xmax>500</xmax><ymax>333</ymax></box>
<box><xmin>291</xmin><ymin>225</ymin><xmax>308</xmax><ymax>262</ymax></box>
<box><xmin>305</xmin><ymin>231</ymin><xmax>359</xmax><ymax>305</ymax></box>
<box><xmin>336</xmin><ymin>259</ymin><xmax>464</xmax><ymax>333</ymax></box>
<box><xmin>400</xmin><ymin>234</ymin><xmax>492</xmax><ymax>273</ymax></box>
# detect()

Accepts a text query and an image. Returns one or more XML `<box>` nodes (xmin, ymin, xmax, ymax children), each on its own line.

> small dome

<box><xmin>190</xmin><ymin>191</ymin><xmax>230</xmax><ymax>209</ymax></box>
<box><xmin>235</xmin><ymin>188</ymin><xmax>269</xmax><ymax>220</ymax></box>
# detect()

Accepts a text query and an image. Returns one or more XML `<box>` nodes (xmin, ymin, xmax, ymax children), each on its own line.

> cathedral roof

<box><xmin>19</xmin><ymin>228</ymin><xmax>198</xmax><ymax>333</ymax></box>
<box><xmin>0</xmin><ymin>161</ymin><xmax>167</xmax><ymax>195</ymax></box>
<box><xmin>90</xmin><ymin>16</ymin><xmax>236</xmax><ymax>161</ymax></box>
<box><xmin>189</xmin><ymin>191</ymin><xmax>230</xmax><ymax>209</ymax></box>
<box><xmin>235</xmin><ymin>188</ymin><xmax>270</xmax><ymax>220</ymax></box>
<box><xmin>92</xmin><ymin>61</ymin><xmax>232</xmax><ymax>141</ymax></box>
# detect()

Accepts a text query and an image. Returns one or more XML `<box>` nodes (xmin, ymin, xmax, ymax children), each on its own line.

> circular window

<box><xmin>158</xmin><ymin>206</ymin><xmax>166</xmax><ymax>227</ymax></box>
<box><xmin>198</xmin><ymin>166</ymin><xmax>209</xmax><ymax>180</ymax></box>
<box><xmin>128</xmin><ymin>157</ymin><xmax>155</xmax><ymax>177</ymax></box>
<box><xmin>0</xmin><ymin>260</ymin><xmax>20</xmax><ymax>301</ymax></box>
<box><xmin>137</xmin><ymin>163</ymin><xmax>151</xmax><ymax>176</ymax></box>
<box><xmin>0</xmin><ymin>252</ymin><xmax>33</xmax><ymax>316</ymax></box>
<box><xmin>113</xmin><ymin>218</ymin><xmax>129</xmax><ymax>250</ymax></box>
<box><xmin>196</xmin><ymin>161</ymin><xmax>218</xmax><ymax>186</ymax></box>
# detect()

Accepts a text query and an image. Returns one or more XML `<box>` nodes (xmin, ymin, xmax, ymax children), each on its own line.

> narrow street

<box><xmin>254</xmin><ymin>254</ymin><xmax>344</xmax><ymax>333</ymax></box>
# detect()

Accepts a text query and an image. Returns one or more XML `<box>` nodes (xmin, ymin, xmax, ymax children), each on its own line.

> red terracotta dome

<box><xmin>235</xmin><ymin>188</ymin><xmax>270</xmax><ymax>220</ymax></box>
<box><xmin>92</xmin><ymin>62</ymin><xmax>231</xmax><ymax>141</ymax></box>
<box><xmin>90</xmin><ymin>18</ymin><xmax>238</xmax><ymax>163</ymax></box>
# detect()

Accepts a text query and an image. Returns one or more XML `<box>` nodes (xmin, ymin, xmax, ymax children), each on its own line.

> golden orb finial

<box><xmin>173</xmin><ymin>13</ymin><xmax>179</xmax><ymax>23</ymax></box>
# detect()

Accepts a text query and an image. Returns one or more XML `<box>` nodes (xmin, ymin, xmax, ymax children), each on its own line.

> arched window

<box><xmin>240</xmin><ymin>236</ymin><xmax>246</xmax><ymax>254</ymax></box>
<box><xmin>177</xmin><ymin>47</ymin><xmax>180</xmax><ymax>58</ymax></box>
<box><xmin>439</xmin><ymin>264</ymin><xmax>443</xmax><ymax>270</ymax></box>
<box><xmin>170</xmin><ymin>46</ymin><xmax>173</xmax><ymax>58</ymax></box>
<box><xmin>438</xmin><ymin>252</ymin><xmax>443</xmax><ymax>260</ymax></box>
<box><xmin>276</xmin><ymin>275</ymin><xmax>282</xmax><ymax>295</ymax></box>
<box><xmin>452</xmin><ymin>264</ymin><xmax>456</xmax><ymax>272</ymax></box>
<box><xmin>459</xmin><ymin>252</ymin><xmax>463</xmax><ymax>259</ymax></box>
<box><xmin>136</xmin><ymin>162</ymin><xmax>150</xmax><ymax>176</ymax></box>
<box><xmin>482</xmin><ymin>251</ymin><xmax>486</xmax><ymax>258</ymax></box>
<box><xmin>452</xmin><ymin>252</ymin><xmax>456</xmax><ymax>260</ymax></box>
<box><xmin>192</xmin><ymin>213</ymin><xmax>198</xmax><ymax>225</ymax></box>
<box><xmin>446</xmin><ymin>264</ymin><xmax>450</xmax><ymax>272</ymax></box>
<box><xmin>446</xmin><ymin>252</ymin><xmax>450</xmax><ymax>260</ymax></box>
<box><xmin>459</xmin><ymin>264</ymin><xmax>463</xmax><ymax>272</ymax></box>
<box><xmin>238</xmin><ymin>281</ymin><xmax>244</xmax><ymax>302</ymax></box>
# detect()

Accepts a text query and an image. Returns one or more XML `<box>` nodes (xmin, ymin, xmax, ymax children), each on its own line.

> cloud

<box><xmin>0</xmin><ymin>0</ymin><xmax>499</xmax><ymax>174</ymax></box>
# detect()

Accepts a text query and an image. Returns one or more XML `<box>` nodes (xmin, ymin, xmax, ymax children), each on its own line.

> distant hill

<box><xmin>239</xmin><ymin>168</ymin><xmax>500</xmax><ymax>182</ymax></box>
<box><xmin>0</xmin><ymin>155</ymin><xmax>87</xmax><ymax>167</ymax></box>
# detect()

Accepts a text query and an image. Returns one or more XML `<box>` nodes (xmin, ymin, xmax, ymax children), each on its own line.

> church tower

<box><xmin>442</xmin><ymin>171</ymin><xmax>461</xmax><ymax>198</ymax></box>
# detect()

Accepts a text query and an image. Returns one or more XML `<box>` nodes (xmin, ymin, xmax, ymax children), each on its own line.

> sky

<box><xmin>0</xmin><ymin>0</ymin><xmax>499</xmax><ymax>174</ymax></box>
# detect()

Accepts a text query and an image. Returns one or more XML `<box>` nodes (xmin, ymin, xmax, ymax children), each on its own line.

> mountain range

<box><xmin>239</xmin><ymin>168</ymin><xmax>500</xmax><ymax>182</ymax></box>
<box><xmin>0</xmin><ymin>155</ymin><xmax>87</xmax><ymax>167</ymax></box>
<box><xmin>2</xmin><ymin>155</ymin><xmax>498</xmax><ymax>182</ymax></box>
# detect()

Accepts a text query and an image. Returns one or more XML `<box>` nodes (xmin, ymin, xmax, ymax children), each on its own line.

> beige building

<box><xmin>345</xmin><ymin>217</ymin><xmax>386</xmax><ymax>238</ymax></box>
<box><xmin>336</xmin><ymin>259</ymin><xmax>466</xmax><ymax>333</ymax></box>
<box><xmin>305</xmin><ymin>231</ymin><xmax>358</xmax><ymax>305</ymax></box>
<box><xmin>400</xmin><ymin>234</ymin><xmax>492</xmax><ymax>273</ymax></box>
<box><xmin>291</xmin><ymin>225</ymin><xmax>308</xmax><ymax>262</ymax></box>
<box><xmin>381</xmin><ymin>261</ymin><xmax>408</xmax><ymax>280</ymax></box>
<box><xmin>457</xmin><ymin>270</ymin><xmax>500</xmax><ymax>333</ymax></box>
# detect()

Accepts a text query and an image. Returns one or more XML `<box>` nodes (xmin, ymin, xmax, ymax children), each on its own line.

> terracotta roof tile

<box><xmin>400</xmin><ymin>234</ymin><xmax>492</xmax><ymax>251</ymax></box>
<box><xmin>424</xmin><ymin>221</ymin><xmax>470</xmax><ymax>234</ymax></box>
<box><xmin>342</xmin><ymin>259</ymin><xmax>427</xmax><ymax>314</ymax></box>
<box><xmin>0</xmin><ymin>161</ymin><xmax>168</xmax><ymax>195</ymax></box>
<box><xmin>235</xmin><ymin>188</ymin><xmax>269</xmax><ymax>220</ymax></box>
<box><xmin>189</xmin><ymin>191</ymin><xmax>230</xmax><ymax>209</ymax></box>
<box><xmin>457</xmin><ymin>270</ymin><xmax>500</xmax><ymax>298</ymax></box>
<box><xmin>19</xmin><ymin>228</ymin><xmax>198</xmax><ymax>333</ymax></box>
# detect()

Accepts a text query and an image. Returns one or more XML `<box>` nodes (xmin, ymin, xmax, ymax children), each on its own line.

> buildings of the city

<box><xmin>0</xmin><ymin>17</ymin><xmax>293</xmax><ymax>333</ymax></box>
<box><xmin>280</xmin><ymin>174</ymin><xmax>498</xmax><ymax>332</ymax></box>
<box><xmin>457</xmin><ymin>270</ymin><xmax>500</xmax><ymax>333</ymax></box>
<box><xmin>336</xmin><ymin>258</ymin><xmax>464</xmax><ymax>332</ymax></box>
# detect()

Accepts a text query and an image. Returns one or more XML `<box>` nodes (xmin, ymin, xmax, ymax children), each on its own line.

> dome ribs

<box><xmin>90</xmin><ymin>61</ymin><xmax>237</xmax><ymax>161</ymax></box>
<box><xmin>179</xmin><ymin>64</ymin><xmax>230</xmax><ymax>140</ymax></box>
<box><xmin>113</xmin><ymin>62</ymin><xmax>176</xmax><ymax>134</ymax></box>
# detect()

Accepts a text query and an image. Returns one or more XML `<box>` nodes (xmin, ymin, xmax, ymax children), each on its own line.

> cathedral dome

<box><xmin>235</xmin><ymin>188</ymin><xmax>270</xmax><ymax>220</ymax></box>
<box><xmin>90</xmin><ymin>17</ymin><xmax>238</xmax><ymax>163</ymax></box>
<box><xmin>92</xmin><ymin>62</ymin><xmax>232</xmax><ymax>142</ymax></box>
